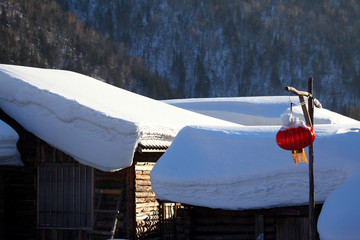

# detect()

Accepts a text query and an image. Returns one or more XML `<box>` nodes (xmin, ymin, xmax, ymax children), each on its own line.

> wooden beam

<box><xmin>255</xmin><ymin>215</ymin><xmax>264</xmax><ymax>240</ymax></box>
<box><xmin>284</xmin><ymin>86</ymin><xmax>312</xmax><ymax>97</ymax></box>
<box><xmin>308</xmin><ymin>78</ymin><xmax>316</xmax><ymax>240</ymax></box>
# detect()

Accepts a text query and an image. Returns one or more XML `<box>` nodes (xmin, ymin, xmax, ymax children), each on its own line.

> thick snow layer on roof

<box><xmin>151</xmin><ymin>105</ymin><xmax>360</xmax><ymax>239</ymax></box>
<box><xmin>0</xmin><ymin>64</ymin><xmax>237</xmax><ymax>171</ymax></box>
<box><xmin>164</xmin><ymin>96</ymin><xmax>359</xmax><ymax>125</ymax></box>
<box><xmin>164</xmin><ymin>96</ymin><xmax>296</xmax><ymax>125</ymax></box>
<box><xmin>0</xmin><ymin>119</ymin><xmax>22</xmax><ymax>166</ymax></box>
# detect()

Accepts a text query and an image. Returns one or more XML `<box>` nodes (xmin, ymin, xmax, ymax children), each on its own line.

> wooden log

<box><xmin>135</xmin><ymin>185</ymin><xmax>153</xmax><ymax>192</ymax></box>
<box><xmin>193</xmin><ymin>225</ymin><xmax>254</xmax><ymax>234</ymax></box>
<box><xmin>95</xmin><ymin>220</ymin><xmax>125</xmax><ymax>229</ymax></box>
<box><xmin>136</xmin><ymin>197</ymin><xmax>157</xmax><ymax>204</ymax></box>
<box><xmin>135</xmin><ymin>191</ymin><xmax>156</xmax><ymax>197</ymax></box>
<box><xmin>136</xmin><ymin>208</ymin><xmax>159</xmax><ymax>215</ymax></box>
<box><xmin>255</xmin><ymin>215</ymin><xmax>264</xmax><ymax>240</ymax></box>
<box><xmin>136</xmin><ymin>201</ymin><xmax>159</xmax><ymax>207</ymax></box>
<box><xmin>135</xmin><ymin>174</ymin><xmax>151</xmax><ymax>180</ymax></box>
<box><xmin>135</xmin><ymin>179</ymin><xmax>152</xmax><ymax>186</ymax></box>
<box><xmin>136</xmin><ymin>161</ymin><xmax>156</xmax><ymax>166</ymax></box>
<box><xmin>194</xmin><ymin>216</ymin><xmax>254</xmax><ymax>225</ymax></box>
<box><xmin>192</xmin><ymin>233</ymin><xmax>255</xmax><ymax>240</ymax></box>
<box><xmin>136</xmin><ymin>212</ymin><xmax>159</xmax><ymax>220</ymax></box>
<box><xmin>135</xmin><ymin>164</ymin><xmax>155</xmax><ymax>171</ymax></box>
<box><xmin>135</xmin><ymin>170</ymin><xmax>151</xmax><ymax>176</ymax></box>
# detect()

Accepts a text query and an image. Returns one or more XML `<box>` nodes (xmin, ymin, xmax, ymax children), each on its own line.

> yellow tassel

<box><xmin>291</xmin><ymin>149</ymin><xmax>308</xmax><ymax>164</ymax></box>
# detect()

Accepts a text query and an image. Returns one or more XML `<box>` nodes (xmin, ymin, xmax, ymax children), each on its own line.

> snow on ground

<box><xmin>153</xmin><ymin>98</ymin><xmax>360</xmax><ymax>240</ymax></box>
<box><xmin>0</xmin><ymin>64</ymin><xmax>237</xmax><ymax>171</ymax></box>
<box><xmin>0</xmin><ymin>119</ymin><xmax>22</xmax><ymax>166</ymax></box>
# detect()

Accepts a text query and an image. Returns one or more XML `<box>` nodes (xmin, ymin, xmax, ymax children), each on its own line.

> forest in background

<box><xmin>0</xmin><ymin>0</ymin><xmax>181</xmax><ymax>100</ymax></box>
<box><xmin>58</xmin><ymin>0</ymin><xmax>360</xmax><ymax>118</ymax></box>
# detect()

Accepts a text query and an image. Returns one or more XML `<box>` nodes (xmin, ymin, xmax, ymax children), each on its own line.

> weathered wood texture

<box><xmin>173</xmin><ymin>206</ymin><xmax>275</xmax><ymax>240</ymax></box>
<box><xmin>0</xmin><ymin>173</ymin><xmax>4</xmax><ymax>240</ymax></box>
<box><xmin>276</xmin><ymin>217</ymin><xmax>308</xmax><ymax>240</ymax></box>
<box><xmin>0</xmin><ymin>166</ymin><xmax>37</xmax><ymax>239</ymax></box>
<box><xmin>90</xmin><ymin>152</ymin><xmax>162</xmax><ymax>239</ymax></box>
<box><xmin>92</xmin><ymin>169</ymin><xmax>128</xmax><ymax>240</ymax></box>
<box><xmin>0</xmin><ymin>109</ymin><xmax>167</xmax><ymax>240</ymax></box>
<box><xmin>164</xmin><ymin>205</ymin><xmax>323</xmax><ymax>240</ymax></box>
<box><xmin>133</xmin><ymin>152</ymin><xmax>164</xmax><ymax>240</ymax></box>
<box><xmin>0</xmin><ymin>109</ymin><xmax>37</xmax><ymax>240</ymax></box>
<box><xmin>35</xmin><ymin>139</ymin><xmax>93</xmax><ymax>240</ymax></box>
<box><xmin>36</xmin><ymin>141</ymin><xmax>133</xmax><ymax>240</ymax></box>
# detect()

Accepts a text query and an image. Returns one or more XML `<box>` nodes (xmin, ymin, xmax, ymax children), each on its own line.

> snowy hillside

<box><xmin>57</xmin><ymin>0</ymin><xmax>360</xmax><ymax>113</ymax></box>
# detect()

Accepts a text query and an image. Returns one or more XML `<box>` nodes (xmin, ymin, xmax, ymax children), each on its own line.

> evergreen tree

<box><xmin>171</xmin><ymin>51</ymin><xmax>186</xmax><ymax>95</ymax></box>
<box><xmin>0</xmin><ymin>6</ymin><xmax>7</xmax><ymax>25</ymax></box>
<box><xmin>194</xmin><ymin>55</ymin><xmax>210</xmax><ymax>98</ymax></box>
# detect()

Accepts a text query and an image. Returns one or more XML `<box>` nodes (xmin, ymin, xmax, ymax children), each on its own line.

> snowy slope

<box><xmin>0</xmin><ymin>64</ymin><xmax>237</xmax><ymax>171</ymax></box>
<box><xmin>0</xmin><ymin>119</ymin><xmax>22</xmax><ymax>166</ymax></box>
<box><xmin>151</xmin><ymin>100</ymin><xmax>360</xmax><ymax>240</ymax></box>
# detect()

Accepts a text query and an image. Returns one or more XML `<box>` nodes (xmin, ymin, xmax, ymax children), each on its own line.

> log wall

<box><xmin>133</xmin><ymin>152</ymin><xmax>164</xmax><ymax>240</ymax></box>
<box><xmin>0</xmin><ymin>109</ymin><xmax>37</xmax><ymax>240</ymax></box>
<box><xmin>169</xmin><ymin>206</ymin><xmax>275</xmax><ymax>240</ymax></box>
<box><xmin>164</xmin><ymin>204</ymin><xmax>323</xmax><ymax>240</ymax></box>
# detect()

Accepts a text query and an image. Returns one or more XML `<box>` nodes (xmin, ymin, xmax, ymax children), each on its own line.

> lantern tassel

<box><xmin>291</xmin><ymin>149</ymin><xmax>308</xmax><ymax>164</ymax></box>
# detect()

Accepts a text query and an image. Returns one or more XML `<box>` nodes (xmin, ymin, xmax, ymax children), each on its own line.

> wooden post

<box><xmin>285</xmin><ymin>78</ymin><xmax>317</xmax><ymax>240</ymax></box>
<box><xmin>308</xmin><ymin>78</ymin><xmax>316</xmax><ymax>240</ymax></box>
<box><xmin>255</xmin><ymin>215</ymin><xmax>264</xmax><ymax>240</ymax></box>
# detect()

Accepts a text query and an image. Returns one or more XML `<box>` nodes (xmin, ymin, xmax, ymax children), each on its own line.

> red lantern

<box><xmin>276</xmin><ymin>123</ymin><xmax>315</xmax><ymax>164</ymax></box>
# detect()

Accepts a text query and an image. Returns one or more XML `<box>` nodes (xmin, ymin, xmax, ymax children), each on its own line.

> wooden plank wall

<box><xmin>37</xmin><ymin>141</ymin><xmax>91</xmax><ymax>240</ymax></box>
<box><xmin>134</xmin><ymin>152</ymin><xmax>164</xmax><ymax>240</ymax></box>
<box><xmin>0</xmin><ymin>172</ymin><xmax>4</xmax><ymax>240</ymax></box>
<box><xmin>172</xmin><ymin>206</ymin><xmax>275</xmax><ymax>240</ymax></box>
<box><xmin>93</xmin><ymin>169</ymin><xmax>128</xmax><ymax>239</ymax></box>
<box><xmin>168</xmin><ymin>205</ymin><xmax>323</xmax><ymax>240</ymax></box>
<box><xmin>0</xmin><ymin>109</ymin><xmax>38</xmax><ymax>240</ymax></box>
<box><xmin>37</xmin><ymin>141</ymin><xmax>131</xmax><ymax>240</ymax></box>
<box><xmin>1</xmin><ymin>166</ymin><xmax>37</xmax><ymax>239</ymax></box>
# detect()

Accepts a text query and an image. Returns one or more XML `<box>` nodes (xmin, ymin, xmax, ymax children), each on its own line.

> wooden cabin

<box><xmin>0</xmin><ymin>109</ymin><xmax>166</xmax><ymax>240</ymax></box>
<box><xmin>157</xmin><ymin>201</ymin><xmax>323</xmax><ymax>240</ymax></box>
<box><xmin>0</xmin><ymin>108</ymin><xmax>323</xmax><ymax>240</ymax></box>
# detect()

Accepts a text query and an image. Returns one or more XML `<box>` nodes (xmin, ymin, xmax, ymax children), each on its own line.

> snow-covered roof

<box><xmin>152</xmin><ymin>98</ymin><xmax>360</xmax><ymax>240</ymax></box>
<box><xmin>164</xmin><ymin>96</ymin><xmax>359</xmax><ymax>125</ymax></box>
<box><xmin>0</xmin><ymin>119</ymin><xmax>22</xmax><ymax>166</ymax></box>
<box><xmin>0</xmin><ymin>64</ymin><xmax>237</xmax><ymax>171</ymax></box>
